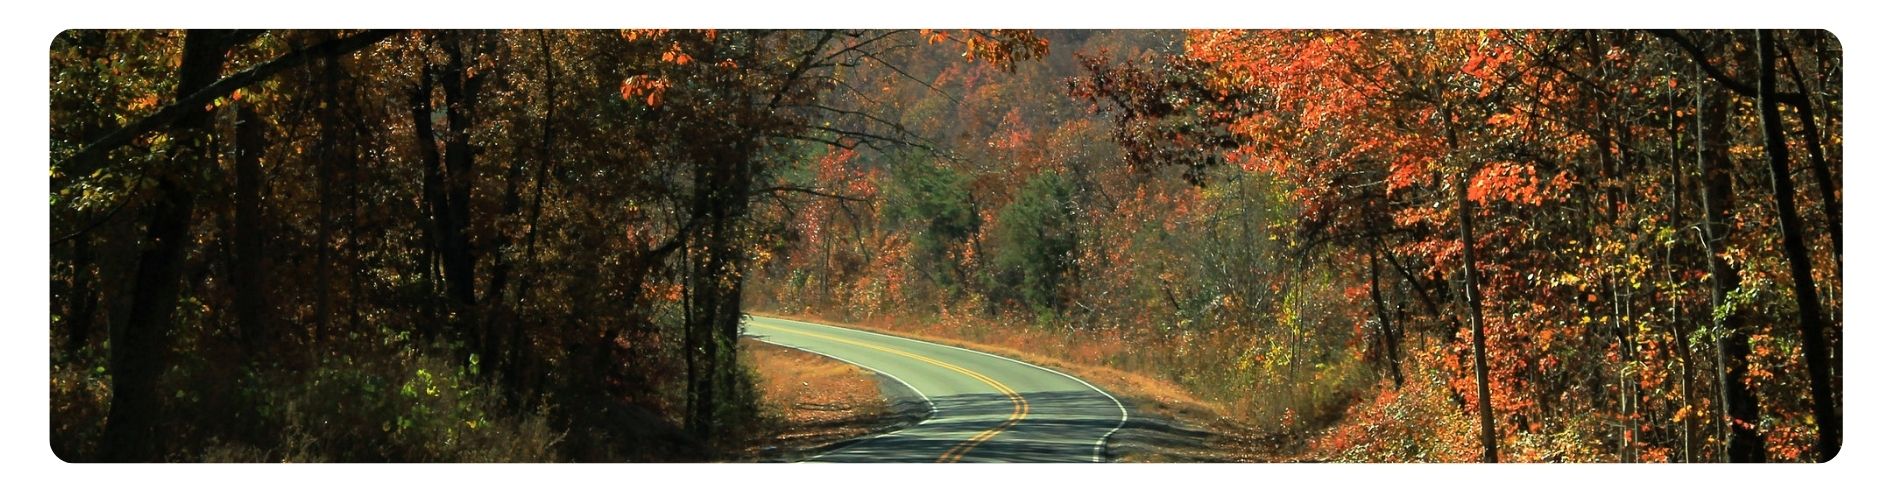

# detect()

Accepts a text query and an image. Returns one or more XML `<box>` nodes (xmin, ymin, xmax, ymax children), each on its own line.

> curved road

<box><xmin>744</xmin><ymin>316</ymin><xmax>1127</xmax><ymax>463</ymax></box>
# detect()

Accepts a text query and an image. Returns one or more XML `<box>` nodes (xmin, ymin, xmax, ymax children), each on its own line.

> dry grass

<box><xmin>740</xmin><ymin>339</ymin><xmax>899</xmax><ymax>459</ymax></box>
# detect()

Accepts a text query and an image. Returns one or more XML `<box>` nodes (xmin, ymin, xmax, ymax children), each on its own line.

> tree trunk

<box><xmin>1369</xmin><ymin>253</ymin><xmax>1403</xmax><ymax>388</ymax></box>
<box><xmin>1778</xmin><ymin>36</ymin><xmax>1841</xmax><ymax>273</ymax></box>
<box><xmin>232</xmin><ymin>101</ymin><xmax>269</xmax><ymax>353</ymax></box>
<box><xmin>685</xmin><ymin>114</ymin><xmax>759</xmax><ymax>439</ymax></box>
<box><xmin>409</xmin><ymin>62</ymin><xmax>448</xmax><ymax>342</ymax></box>
<box><xmin>1698</xmin><ymin>82</ymin><xmax>1764</xmax><ymax>463</ymax></box>
<box><xmin>1756</xmin><ymin>30</ymin><xmax>1840</xmax><ymax>462</ymax></box>
<box><xmin>481</xmin><ymin>47</ymin><xmax>535</xmax><ymax>383</ymax></box>
<box><xmin>501</xmin><ymin>30</ymin><xmax>562</xmax><ymax>400</ymax></box>
<box><xmin>101</xmin><ymin>29</ymin><xmax>227</xmax><ymax>462</ymax></box>
<box><xmin>1456</xmin><ymin>164</ymin><xmax>1499</xmax><ymax>463</ymax></box>
<box><xmin>439</xmin><ymin>31</ymin><xmax>483</xmax><ymax>360</ymax></box>
<box><xmin>313</xmin><ymin>53</ymin><xmax>338</xmax><ymax>345</ymax></box>
<box><xmin>65</xmin><ymin>235</ymin><xmax>98</xmax><ymax>356</ymax></box>
<box><xmin>687</xmin><ymin>162</ymin><xmax>749</xmax><ymax>439</ymax></box>
<box><xmin>1665</xmin><ymin>62</ymin><xmax>1697</xmax><ymax>463</ymax></box>
<box><xmin>1780</xmin><ymin>39</ymin><xmax>1843</xmax><ymax>434</ymax></box>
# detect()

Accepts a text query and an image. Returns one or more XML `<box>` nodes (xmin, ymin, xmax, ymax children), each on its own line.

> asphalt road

<box><xmin>743</xmin><ymin>315</ymin><xmax>1127</xmax><ymax>463</ymax></box>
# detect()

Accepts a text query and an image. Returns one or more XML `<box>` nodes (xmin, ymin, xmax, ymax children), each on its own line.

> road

<box><xmin>743</xmin><ymin>316</ymin><xmax>1128</xmax><ymax>463</ymax></box>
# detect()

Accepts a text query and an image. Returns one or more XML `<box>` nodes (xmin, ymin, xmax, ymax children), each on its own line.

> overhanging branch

<box><xmin>54</xmin><ymin>29</ymin><xmax>401</xmax><ymax>172</ymax></box>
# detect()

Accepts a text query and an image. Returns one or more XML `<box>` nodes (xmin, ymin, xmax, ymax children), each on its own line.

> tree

<box><xmin>100</xmin><ymin>29</ymin><xmax>229</xmax><ymax>463</ymax></box>
<box><xmin>989</xmin><ymin>171</ymin><xmax>1079</xmax><ymax>318</ymax></box>
<box><xmin>49</xmin><ymin>28</ymin><xmax>1840</xmax><ymax>463</ymax></box>
<box><xmin>887</xmin><ymin>157</ymin><xmax>981</xmax><ymax>296</ymax></box>
<box><xmin>1755</xmin><ymin>29</ymin><xmax>1839</xmax><ymax>462</ymax></box>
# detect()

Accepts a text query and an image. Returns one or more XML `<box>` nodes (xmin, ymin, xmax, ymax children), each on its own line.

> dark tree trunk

<box><xmin>1780</xmin><ymin>39</ymin><xmax>1843</xmax><ymax>431</ymax></box>
<box><xmin>232</xmin><ymin>101</ymin><xmax>269</xmax><ymax>353</ymax></box>
<box><xmin>481</xmin><ymin>59</ymin><xmax>533</xmax><ymax>383</ymax></box>
<box><xmin>313</xmin><ymin>52</ymin><xmax>340</xmax><ymax>345</ymax></box>
<box><xmin>1698</xmin><ymin>84</ymin><xmax>1765</xmax><ymax>463</ymax></box>
<box><xmin>1369</xmin><ymin>253</ymin><xmax>1403</xmax><ymax>388</ymax></box>
<box><xmin>686</xmin><ymin>137</ymin><xmax>758</xmax><ymax>439</ymax></box>
<box><xmin>503</xmin><ymin>31</ymin><xmax>563</xmax><ymax>399</ymax></box>
<box><xmin>686</xmin><ymin>168</ymin><xmax>738</xmax><ymax>438</ymax></box>
<box><xmin>65</xmin><ymin>234</ymin><xmax>98</xmax><ymax>356</ymax></box>
<box><xmin>409</xmin><ymin>62</ymin><xmax>448</xmax><ymax>342</ymax></box>
<box><xmin>1756</xmin><ymin>30</ymin><xmax>1840</xmax><ymax>462</ymax></box>
<box><xmin>1778</xmin><ymin>36</ymin><xmax>1841</xmax><ymax>273</ymax></box>
<box><xmin>438</xmin><ymin>31</ymin><xmax>483</xmax><ymax>360</ymax></box>
<box><xmin>101</xmin><ymin>29</ymin><xmax>227</xmax><ymax>462</ymax></box>
<box><xmin>60</xmin><ymin>89</ymin><xmax>111</xmax><ymax>358</ymax></box>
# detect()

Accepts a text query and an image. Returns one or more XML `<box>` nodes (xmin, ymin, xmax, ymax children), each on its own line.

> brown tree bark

<box><xmin>1456</xmin><ymin>160</ymin><xmax>1499</xmax><ymax>463</ymax></box>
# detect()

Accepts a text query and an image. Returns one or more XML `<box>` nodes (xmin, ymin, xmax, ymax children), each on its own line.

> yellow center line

<box><xmin>757</xmin><ymin>322</ymin><xmax>1029</xmax><ymax>463</ymax></box>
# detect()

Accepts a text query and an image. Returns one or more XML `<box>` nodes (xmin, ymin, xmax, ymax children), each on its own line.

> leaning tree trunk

<box><xmin>101</xmin><ymin>29</ymin><xmax>227</xmax><ymax>462</ymax></box>
<box><xmin>1756</xmin><ymin>29</ymin><xmax>1840</xmax><ymax>462</ymax></box>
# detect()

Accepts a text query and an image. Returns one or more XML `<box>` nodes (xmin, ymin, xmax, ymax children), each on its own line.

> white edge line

<box><xmin>753</xmin><ymin>316</ymin><xmax>1130</xmax><ymax>463</ymax></box>
<box><xmin>746</xmin><ymin>328</ymin><xmax>939</xmax><ymax>463</ymax></box>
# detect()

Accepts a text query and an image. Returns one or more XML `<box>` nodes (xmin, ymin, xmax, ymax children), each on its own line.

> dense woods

<box><xmin>49</xmin><ymin>29</ymin><xmax>1839</xmax><ymax>462</ymax></box>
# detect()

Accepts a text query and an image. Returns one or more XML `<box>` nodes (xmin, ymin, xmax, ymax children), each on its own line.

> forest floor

<box><xmin>750</xmin><ymin>312</ymin><xmax>1306</xmax><ymax>462</ymax></box>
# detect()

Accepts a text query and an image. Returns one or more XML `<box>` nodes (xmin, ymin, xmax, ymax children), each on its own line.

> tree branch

<box><xmin>54</xmin><ymin>29</ymin><xmax>401</xmax><ymax>172</ymax></box>
<box><xmin>754</xmin><ymin>185</ymin><xmax>867</xmax><ymax>202</ymax></box>
<box><xmin>1648</xmin><ymin>29</ymin><xmax>1808</xmax><ymax>106</ymax></box>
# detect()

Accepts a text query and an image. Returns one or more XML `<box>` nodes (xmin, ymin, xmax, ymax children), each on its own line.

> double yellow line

<box><xmin>761</xmin><ymin>323</ymin><xmax>1029</xmax><ymax>463</ymax></box>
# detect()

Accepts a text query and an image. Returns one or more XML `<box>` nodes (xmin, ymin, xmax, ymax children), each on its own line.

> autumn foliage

<box><xmin>749</xmin><ymin>29</ymin><xmax>1841</xmax><ymax>463</ymax></box>
<box><xmin>49</xmin><ymin>29</ymin><xmax>1838</xmax><ymax>463</ymax></box>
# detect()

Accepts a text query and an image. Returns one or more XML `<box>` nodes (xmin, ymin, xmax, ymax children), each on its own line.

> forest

<box><xmin>48</xmin><ymin>29</ymin><xmax>1840</xmax><ymax>463</ymax></box>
